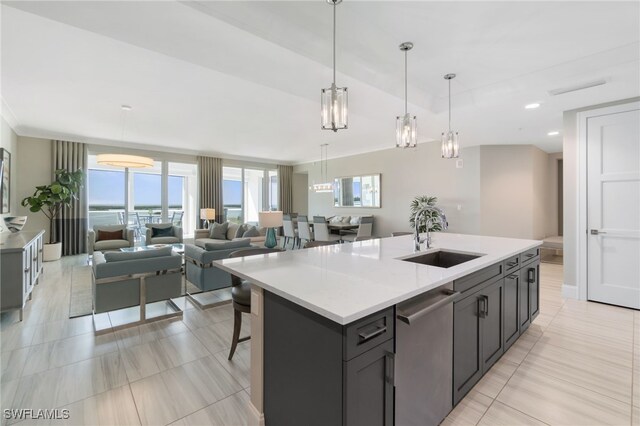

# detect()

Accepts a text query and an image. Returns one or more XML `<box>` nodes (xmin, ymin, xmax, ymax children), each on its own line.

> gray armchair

<box><xmin>185</xmin><ymin>239</ymin><xmax>253</xmax><ymax>292</ymax></box>
<box><xmin>88</xmin><ymin>225</ymin><xmax>135</xmax><ymax>255</ymax></box>
<box><xmin>145</xmin><ymin>223</ymin><xmax>183</xmax><ymax>245</ymax></box>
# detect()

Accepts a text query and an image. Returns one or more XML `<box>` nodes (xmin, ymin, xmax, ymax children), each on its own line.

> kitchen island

<box><xmin>216</xmin><ymin>233</ymin><xmax>541</xmax><ymax>426</ymax></box>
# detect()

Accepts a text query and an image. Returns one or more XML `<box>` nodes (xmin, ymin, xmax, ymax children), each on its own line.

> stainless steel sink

<box><xmin>401</xmin><ymin>250</ymin><xmax>482</xmax><ymax>268</ymax></box>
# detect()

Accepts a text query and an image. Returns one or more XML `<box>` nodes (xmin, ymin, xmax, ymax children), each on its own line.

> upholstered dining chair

<box><xmin>313</xmin><ymin>216</ymin><xmax>342</xmax><ymax>242</ymax></box>
<box><xmin>342</xmin><ymin>216</ymin><xmax>374</xmax><ymax>242</ymax></box>
<box><xmin>297</xmin><ymin>215</ymin><xmax>314</xmax><ymax>248</ymax></box>
<box><xmin>227</xmin><ymin>247</ymin><xmax>284</xmax><ymax>360</ymax></box>
<box><xmin>282</xmin><ymin>214</ymin><xmax>299</xmax><ymax>249</ymax></box>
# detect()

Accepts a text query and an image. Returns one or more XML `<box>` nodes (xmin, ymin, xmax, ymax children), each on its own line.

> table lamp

<box><xmin>259</xmin><ymin>211</ymin><xmax>283</xmax><ymax>249</ymax></box>
<box><xmin>200</xmin><ymin>208</ymin><xmax>216</xmax><ymax>229</ymax></box>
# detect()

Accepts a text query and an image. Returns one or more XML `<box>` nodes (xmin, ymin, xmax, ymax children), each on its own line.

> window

<box><xmin>223</xmin><ymin>166</ymin><xmax>278</xmax><ymax>224</ymax></box>
<box><xmin>87</xmin><ymin>158</ymin><xmax>126</xmax><ymax>228</ymax></box>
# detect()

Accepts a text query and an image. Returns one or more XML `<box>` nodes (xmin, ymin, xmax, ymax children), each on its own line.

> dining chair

<box><xmin>342</xmin><ymin>216</ymin><xmax>373</xmax><ymax>242</ymax></box>
<box><xmin>227</xmin><ymin>247</ymin><xmax>284</xmax><ymax>360</ymax></box>
<box><xmin>282</xmin><ymin>214</ymin><xmax>299</xmax><ymax>249</ymax></box>
<box><xmin>303</xmin><ymin>240</ymin><xmax>340</xmax><ymax>248</ymax></box>
<box><xmin>297</xmin><ymin>215</ymin><xmax>314</xmax><ymax>248</ymax></box>
<box><xmin>313</xmin><ymin>216</ymin><xmax>341</xmax><ymax>242</ymax></box>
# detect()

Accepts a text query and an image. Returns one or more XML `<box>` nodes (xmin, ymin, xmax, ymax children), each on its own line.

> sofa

<box><xmin>145</xmin><ymin>223</ymin><xmax>183</xmax><ymax>245</ymax></box>
<box><xmin>92</xmin><ymin>246</ymin><xmax>182</xmax><ymax>314</ymax></box>
<box><xmin>88</xmin><ymin>225</ymin><xmax>135</xmax><ymax>255</ymax></box>
<box><xmin>185</xmin><ymin>238</ymin><xmax>253</xmax><ymax>292</ymax></box>
<box><xmin>194</xmin><ymin>221</ymin><xmax>276</xmax><ymax>248</ymax></box>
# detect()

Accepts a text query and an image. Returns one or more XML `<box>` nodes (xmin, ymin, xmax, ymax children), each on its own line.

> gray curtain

<box><xmin>342</xmin><ymin>177</ymin><xmax>354</xmax><ymax>206</ymax></box>
<box><xmin>198</xmin><ymin>156</ymin><xmax>224</xmax><ymax>223</ymax></box>
<box><xmin>52</xmin><ymin>140</ymin><xmax>88</xmax><ymax>255</ymax></box>
<box><xmin>277</xmin><ymin>165</ymin><xmax>293</xmax><ymax>213</ymax></box>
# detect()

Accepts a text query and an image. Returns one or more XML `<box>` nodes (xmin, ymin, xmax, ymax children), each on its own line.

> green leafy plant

<box><xmin>409</xmin><ymin>195</ymin><xmax>444</xmax><ymax>233</ymax></box>
<box><xmin>21</xmin><ymin>169</ymin><xmax>84</xmax><ymax>244</ymax></box>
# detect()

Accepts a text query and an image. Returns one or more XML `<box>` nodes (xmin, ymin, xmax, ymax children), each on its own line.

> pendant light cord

<box><xmin>404</xmin><ymin>50</ymin><xmax>408</xmax><ymax>115</ymax></box>
<box><xmin>448</xmin><ymin>77</ymin><xmax>452</xmax><ymax>132</ymax></box>
<box><xmin>121</xmin><ymin>109</ymin><xmax>128</xmax><ymax>142</ymax></box>
<box><xmin>332</xmin><ymin>1</ymin><xmax>336</xmax><ymax>85</ymax></box>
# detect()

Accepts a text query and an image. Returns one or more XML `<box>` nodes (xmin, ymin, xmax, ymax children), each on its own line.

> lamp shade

<box><xmin>259</xmin><ymin>211</ymin><xmax>283</xmax><ymax>228</ymax></box>
<box><xmin>200</xmin><ymin>208</ymin><xmax>216</xmax><ymax>220</ymax></box>
<box><xmin>96</xmin><ymin>154</ymin><xmax>154</xmax><ymax>168</ymax></box>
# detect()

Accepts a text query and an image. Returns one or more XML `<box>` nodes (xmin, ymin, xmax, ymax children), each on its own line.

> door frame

<box><xmin>575</xmin><ymin>101</ymin><xmax>640</xmax><ymax>301</ymax></box>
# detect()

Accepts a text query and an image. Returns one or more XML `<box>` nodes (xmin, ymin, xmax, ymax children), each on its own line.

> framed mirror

<box><xmin>333</xmin><ymin>174</ymin><xmax>381</xmax><ymax>208</ymax></box>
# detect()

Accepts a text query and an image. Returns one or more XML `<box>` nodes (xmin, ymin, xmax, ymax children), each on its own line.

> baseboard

<box><xmin>248</xmin><ymin>401</ymin><xmax>265</xmax><ymax>426</ymax></box>
<box><xmin>562</xmin><ymin>284</ymin><xmax>579</xmax><ymax>300</ymax></box>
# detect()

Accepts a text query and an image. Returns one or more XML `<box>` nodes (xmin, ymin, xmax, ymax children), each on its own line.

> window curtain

<box><xmin>198</xmin><ymin>156</ymin><xmax>224</xmax><ymax>223</ymax></box>
<box><xmin>341</xmin><ymin>177</ymin><xmax>354</xmax><ymax>206</ymax></box>
<box><xmin>277</xmin><ymin>165</ymin><xmax>293</xmax><ymax>213</ymax></box>
<box><xmin>52</xmin><ymin>140</ymin><xmax>88</xmax><ymax>255</ymax></box>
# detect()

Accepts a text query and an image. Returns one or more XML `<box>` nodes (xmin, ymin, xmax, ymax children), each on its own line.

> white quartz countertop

<box><xmin>215</xmin><ymin>233</ymin><xmax>541</xmax><ymax>325</ymax></box>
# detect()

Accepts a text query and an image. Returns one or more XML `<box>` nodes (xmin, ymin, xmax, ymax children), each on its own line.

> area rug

<box><xmin>69</xmin><ymin>266</ymin><xmax>203</xmax><ymax>318</ymax></box>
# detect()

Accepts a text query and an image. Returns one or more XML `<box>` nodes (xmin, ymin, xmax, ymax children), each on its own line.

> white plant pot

<box><xmin>43</xmin><ymin>242</ymin><xmax>62</xmax><ymax>262</ymax></box>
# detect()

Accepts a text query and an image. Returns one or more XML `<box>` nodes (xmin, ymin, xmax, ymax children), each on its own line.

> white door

<box><xmin>587</xmin><ymin>108</ymin><xmax>640</xmax><ymax>309</ymax></box>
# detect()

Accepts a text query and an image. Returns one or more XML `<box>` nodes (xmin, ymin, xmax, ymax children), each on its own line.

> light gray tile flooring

<box><xmin>1</xmin><ymin>257</ymin><xmax>638</xmax><ymax>425</ymax></box>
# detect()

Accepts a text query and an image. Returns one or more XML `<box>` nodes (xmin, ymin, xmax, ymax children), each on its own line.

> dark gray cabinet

<box><xmin>503</xmin><ymin>272</ymin><xmax>520</xmax><ymax>350</ymax></box>
<box><xmin>519</xmin><ymin>260</ymin><xmax>540</xmax><ymax>333</ymax></box>
<box><xmin>481</xmin><ymin>279</ymin><xmax>504</xmax><ymax>371</ymax></box>
<box><xmin>263</xmin><ymin>291</ymin><xmax>394</xmax><ymax>426</ymax></box>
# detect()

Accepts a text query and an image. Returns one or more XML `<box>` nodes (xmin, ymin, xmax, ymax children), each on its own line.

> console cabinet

<box><xmin>1</xmin><ymin>231</ymin><xmax>45</xmax><ymax>320</ymax></box>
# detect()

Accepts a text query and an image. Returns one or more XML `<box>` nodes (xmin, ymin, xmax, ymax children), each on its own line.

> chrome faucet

<box><xmin>413</xmin><ymin>206</ymin><xmax>448</xmax><ymax>251</ymax></box>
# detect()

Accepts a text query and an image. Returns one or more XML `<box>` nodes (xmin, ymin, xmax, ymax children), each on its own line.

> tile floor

<box><xmin>0</xmin><ymin>256</ymin><xmax>638</xmax><ymax>425</ymax></box>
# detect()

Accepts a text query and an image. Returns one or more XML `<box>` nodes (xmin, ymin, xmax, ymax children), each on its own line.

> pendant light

<box><xmin>321</xmin><ymin>0</ymin><xmax>348</xmax><ymax>132</ymax></box>
<box><xmin>441</xmin><ymin>73</ymin><xmax>460</xmax><ymax>159</ymax></box>
<box><xmin>312</xmin><ymin>144</ymin><xmax>333</xmax><ymax>192</ymax></box>
<box><xmin>97</xmin><ymin>105</ymin><xmax>154</xmax><ymax>168</ymax></box>
<box><xmin>396</xmin><ymin>42</ymin><xmax>417</xmax><ymax>149</ymax></box>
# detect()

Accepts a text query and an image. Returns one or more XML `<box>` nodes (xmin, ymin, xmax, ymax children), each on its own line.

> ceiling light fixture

<box><xmin>441</xmin><ymin>73</ymin><xmax>460</xmax><ymax>159</ymax></box>
<box><xmin>547</xmin><ymin>131</ymin><xmax>560</xmax><ymax>136</ymax></box>
<box><xmin>97</xmin><ymin>105</ymin><xmax>154</xmax><ymax>169</ymax></box>
<box><xmin>525</xmin><ymin>103</ymin><xmax>541</xmax><ymax>109</ymax></box>
<box><xmin>321</xmin><ymin>0</ymin><xmax>347</xmax><ymax>132</ymax></box>
<box><xmin>396</xmin><ymin>42</ymin><xmax>417</xmax><ymax>149</ymax></box>
<box><xmin>312</xmin><ymin>144</ymin><xmax>333</xmax><ymax>192</ymax></box>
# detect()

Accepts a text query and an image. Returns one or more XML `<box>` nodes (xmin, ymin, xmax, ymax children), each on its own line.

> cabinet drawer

<box><xmin>454</xmin><ymin>262</ymin><xmax>503</xmax><ymax>294</ymax></box>
<box><xmin>503</xmin><ymin>255</ymin><xmax>520</xmax><ymax>273</ymax></box>
<box><xmin>344</xmin><ymin>307</ymin><xmax>394</xmax><ymax>361</ymax></box>
<box><xmin>520</xmin><ymin>248</ymin><xmax>540</xmax><ymax>266</ymax></box>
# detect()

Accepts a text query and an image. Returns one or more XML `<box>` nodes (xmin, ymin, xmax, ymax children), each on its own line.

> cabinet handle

<box><xmin>507</xmin><ymin>261</ymin><xmax>518</xmax><ymax>267</ymax></box>
<box><xmin>478</xmin><ymin>297</ymin><xmax>486</xmax><ymax>318</ymax></box>
<box><xmin>506</xmin><ymin>274</ymin><xmax>518</xmax><ymax>280</ymax></box>
<box><xmin>525</xmin><ymin>253</ymin><xmax>535</xmax><ymax>258</ymax></box>
<box><xmin>385</xmin><ymin>351</ymin><xmax>395</xmax><ymax>385</ymax></box>
<box><xmin>358</xmin><ymin>326</ymin><xmax>387</xmax><ymax>343</ymax></box>
<box><xmin>528</xmin><ymin>268</ymin><xmax>535</xmax><ymax>284</ymax></box>
<box><xmin>483</xmin><ymin>295</ymin><xmax>489</xmax><ymax>316</ymax></box>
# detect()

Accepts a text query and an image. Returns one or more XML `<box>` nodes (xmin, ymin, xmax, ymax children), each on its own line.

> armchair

<box><xmin>184</xmin><ymin>239</ymin><xmax>253</xmax><ymax>292</ymax></box>
<box><xmin>145</xmin><ymin>223</ymin><xmax>183</xmax><ymax>245</ymax></box>
<box><xmin>88</xmin><ymin>225</ymin><xmax>135</xmax><ymax>255</ymax></box>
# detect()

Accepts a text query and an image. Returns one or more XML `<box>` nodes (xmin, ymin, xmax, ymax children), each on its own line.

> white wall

<box><xmin>562</xmin><ymin>96</ymin><xmax>640</xmax><ymax>296</ymax></box>
<box><xmin>0</xmin><ymin>117</ymin><xmax>19</xmax><ymax>228</ymax></box>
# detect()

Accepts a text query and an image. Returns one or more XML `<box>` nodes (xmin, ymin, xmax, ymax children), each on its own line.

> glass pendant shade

<box><xmin>396</xmin><ymin>113</ymin><xmax>417</xmax><ymax>148</ymax></box>
<box><xmin>321</xmin><ymin>83</ymin><xmax>348</xmax><ymax>132</ymax></box>
<box><xmin>441</xmin><ymin>130</ymin><xmax>460</xmax><ymax>159</ymax></box>
<box><xmin>312</xmin><ymin>183</ymin><xmax>334</xmax><ymax>193</ymax></box>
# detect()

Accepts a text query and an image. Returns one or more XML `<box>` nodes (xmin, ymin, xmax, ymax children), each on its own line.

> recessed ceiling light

<box><xmin>525</xmin><ymin>103</ymin><xmax>540</xmax><ymax>109</ymax></box>
<box><xmin>547</xmin><ymin>131</ymin><xmax>560</xmax><ymax>136</ymax></box>
<box><xmin>121</xmin><ymin>105</ymin><xmax>132</xmax><ymax>111</ymax></box>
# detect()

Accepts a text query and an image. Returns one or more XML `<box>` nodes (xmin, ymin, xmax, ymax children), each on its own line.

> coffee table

<box><xmin>120</xmin><ymin>243</ymin><xmax>184</xmax><ymax>254</ymax></box>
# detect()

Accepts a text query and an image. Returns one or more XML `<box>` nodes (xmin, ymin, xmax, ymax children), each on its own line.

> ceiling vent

<box><xmin>548</xmin><ymin>78</ymin><xmax>609</xmax><ymax>96</ymax></box>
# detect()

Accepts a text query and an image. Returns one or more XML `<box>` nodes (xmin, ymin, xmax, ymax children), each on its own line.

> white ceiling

<box><xmin>2</xmin><ymin>1</ymin><xmax>639</xmax><ymax>163</ymax></box>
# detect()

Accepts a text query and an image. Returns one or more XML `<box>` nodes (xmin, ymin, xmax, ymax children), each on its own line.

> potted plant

<box><xmin>409</xmin><ymin>195</ymin><xmax>444</xmax><ymax>233</ymax></box>
<box><xmin>21</xmin><ymin>169</ymin><xmax>84</xmax><ymax>261</ymax></box>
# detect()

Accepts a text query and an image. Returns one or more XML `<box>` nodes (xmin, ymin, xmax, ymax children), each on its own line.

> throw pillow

<box><xmin>330</xmin><ymin>216</ymin><xmax>343</xmax><ymax>224</ymax></box>
<box><xmin>209</xmin><ymin>222</ymin><xmax>229</xmax><ymax>239</ymax></box>
<box><xmin>235</xmin><ymin>224</ymin><xmax>247</xmax><ymax>238</ymax></box>
<box><xmin>151</xmin><ymin>226</ymin><xmax>174</xmax><ymax>238</ymax></box>
<box><xmin>96</xmin><ymin>229</ymin><xmax>123</xmax><ymax>241</ymax></box>
<box><xmin>350</xmin><ymin>216</ymin><xmax>361</xmax><ymax>225</ymax></box>
<box><xmin>243</xmin><ymin>226</ymin><xmax>261</xmax><ymax>238</ymax></box>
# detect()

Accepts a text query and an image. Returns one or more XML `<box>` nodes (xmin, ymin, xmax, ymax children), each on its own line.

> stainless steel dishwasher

<box><xmin>395</xmin><ymin>283</ymin><xmax>459</xmax><ymax>426</ymax></box>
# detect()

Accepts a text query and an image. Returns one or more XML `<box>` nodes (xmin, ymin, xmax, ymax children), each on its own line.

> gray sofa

<box><xmin>88</xmin><ymin>225</ymin><xmax>135</xmax><ymax>255</ymax></box>
<box><xmin>92</xmin><ymin>246</ymin><xmax>182</xmax><ymax>314</ymax></box>
<box><xmin>145</xmin><ymin>223</ymin><xmax>183</xmax><ymax>245</ymax></box>
<box><xmin>185</xmin><ymin>239</ymin><xmax>253</xmax><ymax>292</ymax></box>
<box><xmin>194</xmin><ymin>222</ymin><xmax>276</xmax><ymax>248</ymax></box>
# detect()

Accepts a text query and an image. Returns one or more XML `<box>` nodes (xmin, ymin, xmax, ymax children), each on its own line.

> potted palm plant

<box><xmin>409</xmin><ymin>195</ymin><xmax>444</xmax><ymax>233</ymax></box>
<box><xmin>21</xmin><ymin>169</ymin><xmax>84</xmax><ymax>261</ymax></box>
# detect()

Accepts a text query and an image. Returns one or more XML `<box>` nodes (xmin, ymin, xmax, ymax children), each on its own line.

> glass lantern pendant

<box><xmin>441</xmin><ymin>73</ymin><xmax>460</xmax><ymax>158</ymax></box>
<box><xmin>396</xmin><ymin>42</ymin><xmax>417</xmax><ymax>148</ymax></box>
<box><xmin>321</xmin><ymin>0</ymin><xmax>348</xmax><ymax>132</ymax></box>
